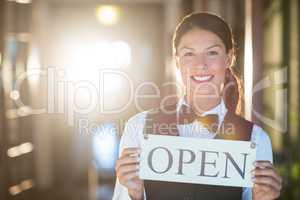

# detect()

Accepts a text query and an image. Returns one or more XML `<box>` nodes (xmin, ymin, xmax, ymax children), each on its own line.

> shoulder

<box><xmin>251</xmin><ymin>125</ymin><xmax>272</xmax><ymax>144</ymax></box>
<box><xmin>226</xmin><ymin>112</ymin><xmax>254</xmax><ymax>127</ymax></box>
<box><xmin>230</xmin><ymin>114</ymin><xmax>273</xmax><ymax>156</ymax></box>
<box><xmin>125</xmin><ymin>110</ymin><xmax>149</xmax><ymax>126</ymax></box>
<box><xmin>118</xmin><ymin>110</ymin><xmax>150</xmax><ymax>150</ymax></box>
<box><xmin>122</xmin><ymin>104</ymin><xmax>174</xmax><ymax>134</ymax></box>
<box><xmin>231</xmin><ymin>113</ymin><xmax>273</xmax><ymax>160</ymax></box>
<box><xmin>224</xmin><ymin>112</ymin><xmax>254</xmax><ymax>140</ymax></box>
<box><xmin>226</xmin><ymin>114</ymin><xmax>273</xmax><ymax>162</ymax></box>
<box><xmin>122</xmin><ymin>110</ymin><xmax>150</xmax><ymax>136</ymax></box>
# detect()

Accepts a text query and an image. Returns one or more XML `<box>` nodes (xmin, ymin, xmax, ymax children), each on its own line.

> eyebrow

<box><xmin>206</xmin><ymin>44</ymin><xmax>222</xmax><ymax>50</ymax></box>
<box><xmin>178</xmin><ymin>44</ymin><xmax>222</xmax><ymax>52</ymax></box>
<box><xmin>178</xmin><ymin>46</ymin><xmax>194</xmax><ymax>52</ymax></box>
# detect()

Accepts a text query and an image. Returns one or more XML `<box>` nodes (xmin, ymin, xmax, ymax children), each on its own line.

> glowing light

<box><xmin>244</xmin><ymin>0</ymin><xmax>253</xmax><ymax>120</ymax></box>
<box><xmin>20</xmin><ymin>179</ymin><xmax>34</xmax><ymax>190</ymax></box>
<box><xmin>17</xmin><ymin>106</ymin><xmax>32</xmax><ymax>117</ymax></box>
<box><xmin>27</xmin><ymin>45</ymin><xmax>41</xmax><ymax>82</ymax></box>
<box><xmin>9</xmin><ymin>179</ymin><xmax>34</xmax><ymax>196</ymax></box>
<box><xmin>16</xmin><ymin>0</ymin><xmax>31</xmax><ymax>4</ymax></box>
<box><xmin>19</xmin><ymin>142</ymin><xmax>34</xmax><ymax>154</ymax></box>
<box><xmin>113</xmin><ymin>41</ymin><xmax>132</xmax><ymax>67</ymax></box>
<box><xmin>9</xmin><ymin>186</ymin><xmax>22</xmax><ymax>196</ymax></box>
<box><xmin>7</xmin><ymin>142</ymin><xmax>34</xmax><ymax>158</ymax></box>
<box><xmin>7</xmin><ymin>0</ymin><xmax>32</xmax><ymax>4</ymax></box>
<box><xmin>7</xmin><ymin>147</ymin><xmax>21</xmax><ymax>158</ymax></box>
<box><xmin>92</xmin><ymin>123</ymin><xmax>119</xmax><ymax>169</ymax></box>
<box><xmin>10</xmin><ymin>90</ymin><xmax>20</xmax><ymax>100</ymax></box>
<box><xmin>66</xmin><ymin>41</ymin><xmax>131</xmax><ymax>81</ymax></box>
<box><xmin>5</xmin><ymin>109</ymin><xmax>18</xmax><ymax>119</ymax></box>
<box><xmin>96</xmin><ymin>5</ymin><xmax>120</xmax><ymax>25</ymax></box>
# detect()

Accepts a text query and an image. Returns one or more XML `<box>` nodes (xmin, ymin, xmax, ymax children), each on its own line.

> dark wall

<box><xmin>0</xmin><ymin>0</ymin><xmax>9</xmax><ymax>199</ymax></box>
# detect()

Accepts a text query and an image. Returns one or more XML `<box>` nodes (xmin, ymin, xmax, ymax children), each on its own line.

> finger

<box><xmin>120</xmin><ymin>170</ymin><xmax>140</xmax><ymax>185</ymax></box>
<box><xmin>252</xmin><ymin>176</ymin><xmax>281</xmax><ymax>191</ymax></box>
<box><xmin>251</xmin><ymin>168</ymin><xmax>282</xmax><ymax>184</ymax></box>
<box><xmin>253</xmin><ymin>160</ymin><xmax>274</xmax><ymax>169</ymax></box>
<box><xmin>115</xmin><ymin>156</ymin><xmax>140</xmax><ymax>172</ymax></box>
<box><xmin>118</xmin><ymin>163</ymin><xmax>140</xmax><ymax>175</ymax></box>
<box><xmin>253</xmin><ymin>176</ymin><xmax>281</xmax><ymax>190</ymax></box>
<box><xmin>122</xmin><ymin>179</ymin><xmax>142</xmax><ymax>189</ymax></box>
<box><xmin>120</xmin><ymin>148</ymin><xmax>141</xmax><ymax>157</ymax></box>
<box><xmin>253</xmin><ymin>184</ymin><xmax>280</xmax><ymax>199</ymax></box>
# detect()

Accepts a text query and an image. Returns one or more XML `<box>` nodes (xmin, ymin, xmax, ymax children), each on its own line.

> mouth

<box><xmin>191</xmin><ymin>75</ymin><xmax>214</xmax><ymax>83</ymax></box>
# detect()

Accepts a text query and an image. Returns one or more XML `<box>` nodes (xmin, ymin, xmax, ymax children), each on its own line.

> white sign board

<box><xmin>139</xmin><ymin>135</ymin><xmax>256</xmax><ymax>188</ymax></box>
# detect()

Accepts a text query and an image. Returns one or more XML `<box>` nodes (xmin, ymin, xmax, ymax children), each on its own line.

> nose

<box><xmin>193</xmin><ymin>53</ymin><xmax>208</xmax><ymax>70</ymax></box>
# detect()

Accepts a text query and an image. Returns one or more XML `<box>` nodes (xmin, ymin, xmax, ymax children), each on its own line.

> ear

<box><xmin>225</xmin><ymin>50</ymin><xmax>233</xmax><ymax>68</ymax></box>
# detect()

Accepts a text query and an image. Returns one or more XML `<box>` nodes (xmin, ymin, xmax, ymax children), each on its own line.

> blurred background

<box><xmin>0</xmin><ymin>0</ymin><xmax>299</xmax><ymax>199</ymax></box>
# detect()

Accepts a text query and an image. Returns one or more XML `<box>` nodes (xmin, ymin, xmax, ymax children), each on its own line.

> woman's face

<box><xmin>176</xmin><ymin>28</ymin><xmax>232</xmax><ymax>101</ymax></box>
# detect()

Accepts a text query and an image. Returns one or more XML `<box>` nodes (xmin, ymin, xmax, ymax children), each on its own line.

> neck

<box><xmin>185</xmin><ymin>95</ymin><xmax>222</xmax><ymax>115</ymax></box>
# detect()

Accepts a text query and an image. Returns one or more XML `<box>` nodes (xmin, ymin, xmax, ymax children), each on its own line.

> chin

<box><xmin>191</xmin><ymin>89</ymin><xmax>219</xmax><ymax>98</ymax></box>
<box><xmin>191</xmin><ymin>84</ymin><xmax>219</xmax><ymax>96</ymax></box>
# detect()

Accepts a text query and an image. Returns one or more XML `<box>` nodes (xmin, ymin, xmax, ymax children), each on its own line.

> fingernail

<box><xmin>251</xmin><ymin>177</ymin><xmax>256</xmax><ymax>181</ymax></box>
<box><xmin>136</xmin><ymin>165</ymin><xmax>140</xmax><ymax>169</ymax></box>
<box><xmin>130</xmin><ymin>153</ymin><xmax>139</xmax><ymax>157</ymax></box>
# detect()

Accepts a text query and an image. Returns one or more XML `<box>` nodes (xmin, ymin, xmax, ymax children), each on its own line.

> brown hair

<box><xmin>173</xmin><ymin>12</ymin><xmax>242</xmax><ymax>114</ymax></box>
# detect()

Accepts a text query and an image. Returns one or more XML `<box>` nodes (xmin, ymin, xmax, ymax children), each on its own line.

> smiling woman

<box><xmin>113</xmin><ymin>12</ymin><xmax>282</xmax><ymax>200</ymax></box>
<box><xmin>173</xmin><ymin>13</ymin><xmax>240</xmax><ymax>115</ymax></box>
<box><xmin>175</xmin><ymin>28</ymin><xmax>229</xmax><ymax>111</ymax></box>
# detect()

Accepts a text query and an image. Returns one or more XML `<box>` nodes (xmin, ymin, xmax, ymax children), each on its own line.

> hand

<box><xmin>252</xmin><ymin>161</ymin><xmax>282</xmax><ymax>200</ymax></box>
<box><xmin>115</xmin><ymin>148</ymin><xmax>144</xmax><ymax>200</ymax></box>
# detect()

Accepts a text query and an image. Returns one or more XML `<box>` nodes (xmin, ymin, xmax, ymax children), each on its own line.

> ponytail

<box><xmin>224</xmin><ymin>68</ymin><xmax>242</xmax><ymax>114</ymax></box>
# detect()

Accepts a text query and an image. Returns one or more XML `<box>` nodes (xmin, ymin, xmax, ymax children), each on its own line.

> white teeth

<box><xmin>192</xmin><ymin>75</ymin><xmax>212</xmax><ymax>81</ymax></box>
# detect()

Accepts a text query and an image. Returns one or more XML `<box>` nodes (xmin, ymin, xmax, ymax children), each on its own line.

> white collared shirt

<box><xmin>112</xmin><ymin>99</ymin><xmax>273</xmax><ymax>200</ymax></box>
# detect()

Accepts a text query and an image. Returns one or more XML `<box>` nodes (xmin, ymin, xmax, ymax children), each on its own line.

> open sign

<box><xmin>139</xmin><ymin>135</ymin><xmax>256</xmax><ymax>188</ymax></box>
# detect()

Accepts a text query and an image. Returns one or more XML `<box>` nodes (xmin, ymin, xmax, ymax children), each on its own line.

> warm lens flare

<box><xmin>96</xmin><ymin>5</ymin><xmax>120</xmax><ymax>25</ymax></box>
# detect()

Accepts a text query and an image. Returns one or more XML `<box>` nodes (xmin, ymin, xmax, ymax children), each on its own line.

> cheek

<box><xmin>209</xmin><ymin>64</ymin><xmax>226</xmax><ymax>88</ymax></box>
<box><xmin>179</xmin><ymin>67</ymin><xmax>189</xmax><ymax>82</ymax></box>
<box><xmin>179</xmin><ymin>57</ymin><xmax>196</xmax><ymax>67</ymax></box>
<box><xmin>211</xmin><ymin>60</ymin><xmax>226</xmax><ymax>79</ymax></box>
<box><xmin>215</xmin><ymin>66</ymin><xmax>226</xmax><ymax>78</ymax></box>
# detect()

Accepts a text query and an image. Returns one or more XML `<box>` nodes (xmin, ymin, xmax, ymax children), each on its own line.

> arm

<box><xmin>112</xmin><ymin>112</ymin><xmax>148</xmax><ymax>200</ymax></box>
<box><xmin>243</xmin><ymin>125</ymin><xmax>282</xmax><ymax>200</ymax></box>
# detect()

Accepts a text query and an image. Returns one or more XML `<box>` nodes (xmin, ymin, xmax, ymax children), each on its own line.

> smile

<box><xmin>191</xmin><ymin>75</ymin><xmax>214</xmax><ymax>83</ymax></box>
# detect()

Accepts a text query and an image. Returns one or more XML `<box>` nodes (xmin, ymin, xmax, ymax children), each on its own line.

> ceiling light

<box><xmin>16</xmin><ymin>0</ymin><xmax>31</xmax><ymax>4</ymax></box>
<box><xmin>96</xmin><ymin>5</ymin><xmax>120</xmax><ymax>26</ymax></box>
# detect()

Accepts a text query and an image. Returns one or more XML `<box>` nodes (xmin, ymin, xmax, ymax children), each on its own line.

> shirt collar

<box><xmin>177</xmin><ymin>96</ymin><xmax>228</xmax><ymax>122</ymax></box>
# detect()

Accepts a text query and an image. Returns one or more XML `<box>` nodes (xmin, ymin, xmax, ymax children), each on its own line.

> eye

<box><xmin>207</xmin><ymin>51</ymin><xmax>219</xmax><ymax>56</ymax></box>
<box><xmin>183</xmin><ymin>52</ymin><xmax>195</xmax><ymax>57</ymax></box>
